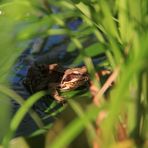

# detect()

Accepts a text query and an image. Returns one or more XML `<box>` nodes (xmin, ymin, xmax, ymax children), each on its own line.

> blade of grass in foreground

<box><xmin>0</xmin><ymin>85</ymin><xmax>43</xmax><ymax>128</ymax></box>
<box><xmin>101</xmin><ymin>50</ymin><xmax>145</xmax><ymax>147</ymax></box>
<box><xmin>141</xmin><ymin>71</ymin><xmax>148</xmax><ymax>140</ymax></box>
<box><xmin>2</xmin><ymin>91</ymin><xmax>45</xmax><ymax>148</ymax></box>
<box><xmin>68</xmin><ymin>99</ymin><xmax>96</xmax><ymax>141</ymax></box>
<box><xmin>49</xmin><ymin>104</ymin><xmax>107</xmax><ymax>148</ymax></box>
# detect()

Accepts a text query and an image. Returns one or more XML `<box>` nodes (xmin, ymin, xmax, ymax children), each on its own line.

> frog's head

<box><xmin>60</xmin><ymin>66</ymin><xmax>89</xmax><ymax>91</ymax></box>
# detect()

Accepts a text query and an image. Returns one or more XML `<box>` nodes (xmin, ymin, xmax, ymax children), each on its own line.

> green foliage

<box><xmin>2</xmin><ymin>91</ymin><xmax>45</xmax><ymax>148</ymax></box>
<box><xmin>0</xmin><ymin>0</ymin><xmax>147</xmax><ymax>148</ymax></box>
<box><xmin>49</xmin><ymin>104</ymin><xmax>106</xmax><ymax>148</ymax></box>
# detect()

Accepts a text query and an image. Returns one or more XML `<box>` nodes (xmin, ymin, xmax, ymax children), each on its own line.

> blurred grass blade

<box><xmin>68</xmin><ymin>99</ymin><xmax>96</xmax><ymax>140</ymax></box>
<box><xmin>2</xmin><ymin>91</ymin><xmax>45</xmax><ymax>148</ymax></box>
<box><xmin>0</xmin><ymin>0</ymin><xmax>34</xmax><ymax>82</ymax></box>
<box><xmin>0</xmin><ymin>93</ymin><xmax>10</xmax><ymax>143</ymax></box>
<box><xmin>47</xmin><ymin>28</ymin><xmax>68</xmax><ymax>35</ymax></box>
<box><xmin>101</xmin><ymin>42</ymin><xmax>146</xmax><ymax>147</ymax></box>
<box><xmin>141</xmin><ymin>71</ymin><xmax>148</xmax><ymax>139</ymax></box>
<box><xmin>0</xmin><ymin>85</ymin><xmax>44</xmax><ymax>129</ymax></box>
<box><xmin>49</xmin><ymin>104</ymin><xmax>106</xmax><ymax>148</ymax></box>
<box><xmin>75</xmin><ymin>2</ymin><xmax>91</xmax><ymax>19</ymax></box>
<box><xmin>99</xmin><ymin>0</ymin><xmax>119</xmax><ymax>39</ymax></box>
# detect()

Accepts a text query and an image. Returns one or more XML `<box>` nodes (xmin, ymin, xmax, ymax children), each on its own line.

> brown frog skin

<box><xmin>23</xmin><ymin>64</ymin><xmax>89</xmax><ymax>103</ymax></box>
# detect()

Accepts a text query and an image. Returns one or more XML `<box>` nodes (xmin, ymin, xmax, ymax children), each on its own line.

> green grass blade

<box><xmin>49</xmin><ymin>105</ymin><xmax>106</xmax><ymax>148</ymax></box>
<box><xmin>68</xmin><ymin>99</ymin><xmax>96</xmax><ymax>140</ymax></box>
<box><xmin>0</xmin><ymin>85</ymin><xmax>44</xmax><ymax>128</ymax></box>
<box><xmin>2</xmin><ymin>91</ymin><xmax>45</xmax><ymax>148</ymax></box>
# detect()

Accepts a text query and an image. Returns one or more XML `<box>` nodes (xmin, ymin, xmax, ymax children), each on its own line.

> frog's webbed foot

<box><xmin>53</xmin><ymin>94</ymin><xmax>67</xmax><ymax>105</ymax></box>
<box><xmin>48</xmin><ymin>84</ymin><xmax>66</xmax><ymax>104</ymax></box>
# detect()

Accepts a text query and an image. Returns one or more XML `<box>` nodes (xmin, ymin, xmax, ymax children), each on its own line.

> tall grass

<box><xmin>0</xmin><ymin>0</ymin><xmax>147</xmax><ymax>147</ymax></box>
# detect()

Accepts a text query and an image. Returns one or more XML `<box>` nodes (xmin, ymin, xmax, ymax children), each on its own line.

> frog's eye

<box><xmin>62</xmin><ymin>74</ymin><xmax>75</xmax><ymax>82</ymax></box>
<box><xmin>73</xmin><ymin>71</ymin><xmax>80</xmax><ymax>74</ymax></box>
<box><xmin>62</xmin><ymin>75</ymin><xmax>71</xmax><ymax>82</ymax></box>
<box><xmin>62</xmin><ymin>73</ymin><xmax>80</xmax><ymax>82</ymax></box>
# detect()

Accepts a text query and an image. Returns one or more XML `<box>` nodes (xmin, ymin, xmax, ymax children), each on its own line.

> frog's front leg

<box><xmin>48</xmin><ymin>84</ymin><xmax>65</xmax><ymax>103</ymax></box>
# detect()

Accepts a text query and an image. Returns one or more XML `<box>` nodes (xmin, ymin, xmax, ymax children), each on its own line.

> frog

<box><xmin>23</xmin><ymin>63</ymin><xmax>89</xmax><ymax>103</ymax></box>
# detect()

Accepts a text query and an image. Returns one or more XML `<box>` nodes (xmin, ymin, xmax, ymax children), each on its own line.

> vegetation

<box><xmin>0</xmin><ymin>0</ymin><xmax>147</xmax><ymax>148</ymax></box>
